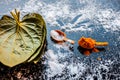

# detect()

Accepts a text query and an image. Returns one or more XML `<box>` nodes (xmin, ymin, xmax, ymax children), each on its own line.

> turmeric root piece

<box><xmin>84</xmin><ymin>50</ymin><xmax>91</xmax><ymax>56</ymax></box>
<box><xmin>92</xmin><ymin>48</ymin><xmax>99</xmax><ymax>53</ymax></box>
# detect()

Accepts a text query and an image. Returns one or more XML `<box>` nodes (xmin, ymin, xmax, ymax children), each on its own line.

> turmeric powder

<box><xmin>78</xmin><ymin>37</ymin><xmax>108</xmax><ymax>56</ymax></box>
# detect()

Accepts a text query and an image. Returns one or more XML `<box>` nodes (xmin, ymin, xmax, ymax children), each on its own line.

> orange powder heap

<box><xmin>78</xmin><ymin>37</ymin><xmax>108</xmax><ymax>56</ymax></box>
<box><xmin>78</xmin><ymin>37</ymin><xmax>96</xmax><ymax>49</ymax></box>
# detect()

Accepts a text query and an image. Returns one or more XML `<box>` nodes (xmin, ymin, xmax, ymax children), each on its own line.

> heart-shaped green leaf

<box><xmin>0</xmin><ymin>10</ymin><xmax>46</xmax><ymax>67</ymax></box>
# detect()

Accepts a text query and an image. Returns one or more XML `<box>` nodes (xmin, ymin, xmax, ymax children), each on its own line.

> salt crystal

<box><xmin>50</xmin><ymin>30</ymin><xmax>64</xmax><ymax>41</ymax></box>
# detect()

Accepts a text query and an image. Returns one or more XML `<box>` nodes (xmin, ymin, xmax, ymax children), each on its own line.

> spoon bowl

<box><xmin>50</xmin><ymin>30</ymin><xmax>75</xmax><ymax>44</ymax></box>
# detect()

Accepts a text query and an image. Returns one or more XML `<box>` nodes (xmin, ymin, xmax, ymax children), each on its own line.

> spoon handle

<box><xmin>95</xmin><ymin>42</ymin><xmax>108</xmax><ymax>46</ymax></box>
<box><xmin>64</xmin><ymin>38</ymin><xmax>75</xmax><ymax>44</ymax></box>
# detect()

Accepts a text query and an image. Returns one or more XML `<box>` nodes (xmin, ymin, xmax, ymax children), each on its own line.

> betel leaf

<box><xmin>0</xmin><ymin>9</ymin><xmax>46</xmax><ymax>67</ymax></box>
<box><xmin>27</xmin><ymin>28</ymin><xmax>46</xmax><ymax>62</ymax></box>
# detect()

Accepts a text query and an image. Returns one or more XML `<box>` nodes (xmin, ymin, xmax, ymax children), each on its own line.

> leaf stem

<box><xmin>10</xmin><ymin>9</ymin><xmax>21</xmax><ymax>26</ymax></box>
<box><xmin>10</xmin><ymin>9</ymin><xmax>21</xmax><ymax>33</ymax></box>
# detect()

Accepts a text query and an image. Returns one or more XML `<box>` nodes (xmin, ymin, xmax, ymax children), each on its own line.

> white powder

<box><xmin>50</xmin><ymin>30</ymin><xmax>64</xmax><ymax>41</ymax></box>
<box><xmin>20</xmin><ymin>0</ymin><xmax>120</xmax><ymax>33</ymax></box>
<box><xmin>44</xmin><ymin>49</ymin><xmax>114</xmax><ymax>79</ymax></box>
<box><xmin>45</xmin><ymin>50</ymin><xmax>65</xmax><ymax>77</ymax></box>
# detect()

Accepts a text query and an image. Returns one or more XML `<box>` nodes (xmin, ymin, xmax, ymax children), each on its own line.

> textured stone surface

<box><xmin>0</xmin><ymin>0</ymin><xmax>120</xmax><ymax>79</ymax></box>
